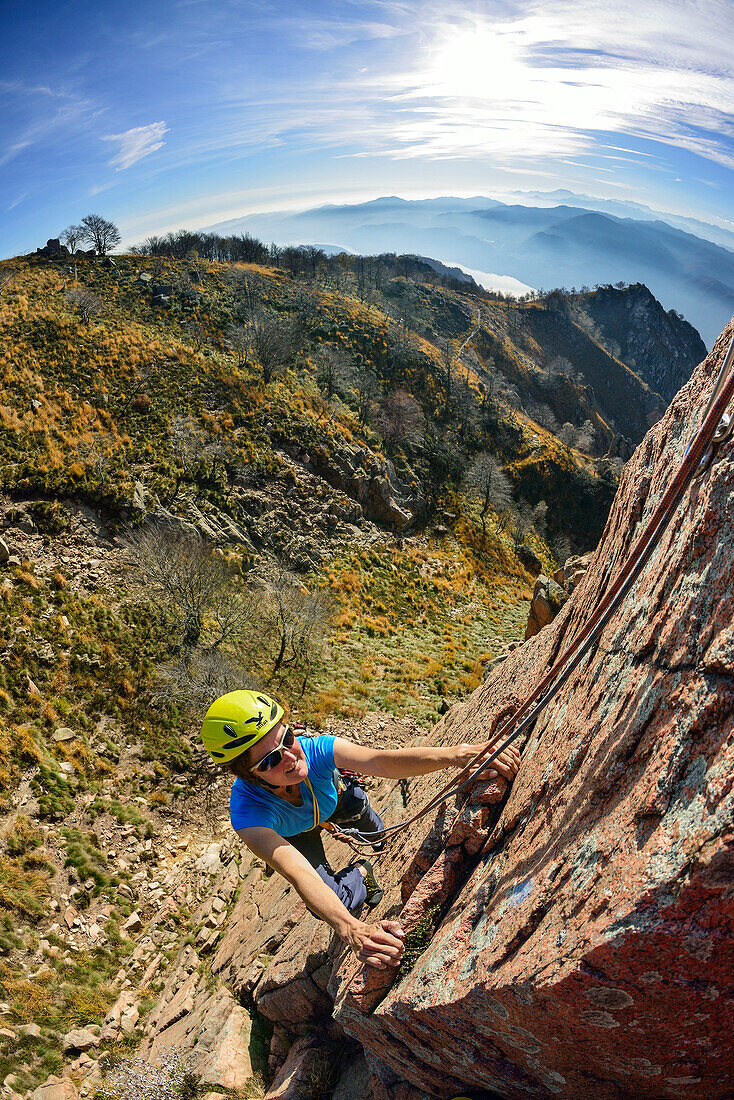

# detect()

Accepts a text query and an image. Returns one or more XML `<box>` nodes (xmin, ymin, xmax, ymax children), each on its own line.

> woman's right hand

<box><xmin>346</xmin><ymin>919</ymin><xmax>405</xmax><ymax>969</ymax></box>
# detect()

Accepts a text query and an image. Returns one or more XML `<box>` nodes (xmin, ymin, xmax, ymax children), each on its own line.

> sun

<box><xmin>425</xmin><ymin>22</ymin><xmax>527</xmax><ymax>101</ymax></box>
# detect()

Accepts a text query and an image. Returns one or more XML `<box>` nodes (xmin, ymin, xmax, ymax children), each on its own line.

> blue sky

<box><xmin>1</xmin><ymin>0</ymin><xmax>733</xmax><ymax>258</ymax></box>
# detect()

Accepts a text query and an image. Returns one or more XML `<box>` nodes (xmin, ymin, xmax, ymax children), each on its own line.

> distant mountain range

<box><xmin>205</xmin><ymin>194</ymin><xmax>734</xmax><ymax>347</ymax></box>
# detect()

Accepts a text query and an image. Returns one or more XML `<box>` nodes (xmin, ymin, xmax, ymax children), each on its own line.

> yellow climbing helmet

<box><xmin>201</xmin><ymin>690</ymin><xmax>284</xmax><ymax>763</ymax></box>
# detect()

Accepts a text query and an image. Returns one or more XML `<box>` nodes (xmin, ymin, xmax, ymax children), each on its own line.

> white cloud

<box><xmin>102</xmin><ymin>122</ymin><xmax>169</xmax><ymax>170</ymax></box>
<box><xmin>0</xmin><ymin>83</ymin><xmax>99</xmax><ymax>167</ymax></box>
<box><xmin>360</xmin><ymin>4</ymin><xmax>734</xmax><ymax>171</ymax></box>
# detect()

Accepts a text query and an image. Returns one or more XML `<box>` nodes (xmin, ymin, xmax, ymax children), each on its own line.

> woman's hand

<box><xmin>445</xmin><ymin>741</ymin><xmax>522</xmax><ymax>782</ymax></box>
<box><xmin>346</xmin><ymin>919</ymin><xmax>405</xmax><ymax>969</ymax></box>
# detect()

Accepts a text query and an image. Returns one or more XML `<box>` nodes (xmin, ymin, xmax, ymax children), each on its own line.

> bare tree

<box><xmin>226</xmin><ymin>322</ymin><xmax>250</xmax><ymax>367</ymax></box>
<box><xmin>65</xmin><ymin>287</ymin><xmax>103</xmax><ymax>325</ymax></box>
<box><xmin>124</xmin><ymin>521</ymin><xmax>259</xmax><ymax>649</ymax></box>
<box><xmin>302</xmin><ymin>246</ymin><xmax>325</xmax><ymax>280</ymax></box>
<box><xmin>463</xmin><ymin>452</ymin><xmax>514</xmax><ymax>542</ymax></box>
<box><xmin>167</xmin><ymin>414</ymin><xmax>207</xmax><ymax>500</ymax></box>
<box><xmin>436</xmin><ymin>337</ymin><xmax>456</xmax><ymax>415</ymax></box>
<box><xmin>314</xmin><ymin>344</ymin><xmax>350</xmax><ymax>399</ymax></box>
<box><xmin>61</xmin><ymin>224</ymin><xmax>85</xmax><ymax>278</ymax></box>
<box><xmin>184</xmin><ymin>318</ymin><xmax>206</xmax><ymax>352</ymax></box>
<box><xmin>74</xmin><ymin>431</ymin><xmax>115</xmax><ymax>487</ymax></box>
<box><xmin>155</xmin><ymin>647</ymin><xmax>259</xmax><ymax>711</ymax></box>
<box><xmin>349</xmin><ymin>366</ymin><xmax>380</xmax><ymax>427</ymax></box>
<box><xmin>81</xmin><ymin>214</ymin><xmax>121</xmax><ymax>256</ymax></box>
<box><xmin>0</xmin><ymin>267</ymin><xmax>16</xmax><ymax>298</ymax></box>
<box><xmin>263</xmin><ymin>567</ymin><xmax>334</xmax><ymax>692</ymax></box>
<box><xmin>249</xmin><ymin>309</ymin><xmax>302</xmax><ymax>384</ymax></box>
<box><xmin>532</xmin><ymin>499</ymin><xmax>549</xmax><ymax>537</ymax></box>
<box><xmin>558</xmin><ymin>422</ymin><xmax>579</xmax><ymax>448</ymax></box>
<box><xmin>576</xmin><ymin>419</ymin><xmax>597</xmax><ymax>454</ymax></box>
<box><xmin>377</xmin><ymin>389</ymin><xmax>424</xmax><ymax>452</ymax></box>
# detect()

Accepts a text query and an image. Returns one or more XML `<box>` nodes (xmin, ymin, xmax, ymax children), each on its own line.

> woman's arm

<box><xmin>333</xmin><ymin>737</ymin><xmax>521</xmax><ymax>782</ymax></box>
<box><xmin>237</xmin><ymin>825</ymin><xmax>405</xmax><ymax>969</ymax></box>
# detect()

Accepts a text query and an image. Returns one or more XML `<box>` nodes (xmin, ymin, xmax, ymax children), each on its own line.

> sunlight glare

<box><xmin>426</xmin><ymin>23</ymin><xmax>526</xmax><ymax>101</ymax></box>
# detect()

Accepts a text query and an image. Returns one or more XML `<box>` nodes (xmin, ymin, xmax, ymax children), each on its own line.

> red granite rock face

<box><xmin>331</xmin><ymin>319</ymin><xmax>734</xmax><ymax>1098</ymax></box>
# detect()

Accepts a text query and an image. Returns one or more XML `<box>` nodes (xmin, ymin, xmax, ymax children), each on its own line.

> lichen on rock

<box><xmin>327</xmin><ymin>317</ymin><xmax>734</xmax><ymax>1098</ymax></box>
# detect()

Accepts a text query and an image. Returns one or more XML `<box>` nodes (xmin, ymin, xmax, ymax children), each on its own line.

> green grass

<box><xmin>61</xmin><ymin>826</ymin><xmax>115</xmax><ymax>893</ymax></box>
<box><xmin>400</xmin><ymin>905</ymin><xmax>441</xmax><ymax>973</ymax></box>
<box><xmin>305</xmin><ymin>541</ymin><xmax>529</xmax><ymax>724</ymax></box>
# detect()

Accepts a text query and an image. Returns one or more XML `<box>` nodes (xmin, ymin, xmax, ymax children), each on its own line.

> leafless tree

<box><xmin>184</xmin><ymin>318</ymin><xmax>206</xmax><ymax>352</ymax></box>
<box><xmin>0</xmin><ymin>267</ymin><xmax>16</xmax><ymax>298</ymax></box>
<box><xmin>167</xmin><ymin>414</ymin><xmax>207</xmax><ymax>500</ymax></box>
<box><xmin>377</xmin><ymin>389</ymin><xmax>424</xmax><ymax>452</ymax></box>
<box><xmin>263</xmin><ymin>566</ymin><xmax>334</xmax><ymax>692</ymax></box>
<box><xmin>81</xmin><ymin>213</ymin><xmax>121</xmax><ymax>256</ymax></box>
<box><xmin>74</xmin><ymin>431</ymin><xmax>115</xmax><ymax>486</ymax></box>
<box><xmin>349</xmin><ymin>366</ymin><xmax>381</xmax><ymax>427</ymax></box>
<box><xmin>558</xmin><ymin>422</ymin><xmax>579</xmax><ymax>448</ymax></box>
<box><xmin>314</xmin><ymin>344</ymin><xmax>350</xmax><ymax>399</ymax></box>
<box><xmin>302</xmin><ymin>246</ymin><xmax>325</xmax><ymax>280</ymax></box>
<box><xmin>532</xmin><ymin>499</ymin><xmax>549</xmax><ymax>537</ymax></box>
<box><xmin>65</xmin><ymin>287</ymin><xmax>103</xmax><ymax>325</ymax></box>
<box><xmin>61</xmin><ymin>224</ymin><xmax>85</xmax><ymax>278</ymax></box>
<box><xmin>155</xmin><ymin>647</ymin><xmax>259</xmax><ymax>712</ymax></box>
<box><xmin>226</xmin><ymin>322</ymin><xmax>250</xmax><ymax>367</ymax></box>
<box><xmin>124</xmin><ymin>521</ymin><xmax>260</xmax><ymax>649</ymax></box>
<box><xmin>463</xmin><ymin>452</ymin><xmax>514</xmax><ymax>541</ymax></box>
<box><xmin>576</xmin><ymin>419</ymin><xmax>597</xmax><ymax>454</ymax></box>
<box><xmin>249</xmin><ymin>309</ymin><xmax>302</xmax><ymax>384</ymax></box>
<box><xmin>436</xmin><ymin>337</ymin><xmax>456</xmax><ymax>415</ymax></box>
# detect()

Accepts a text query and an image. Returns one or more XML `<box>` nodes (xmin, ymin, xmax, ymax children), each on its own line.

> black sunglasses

<box><xmin>249</xmin><ymin>725</ymin><xmax>296</xmax><ymax>774</ymax></box>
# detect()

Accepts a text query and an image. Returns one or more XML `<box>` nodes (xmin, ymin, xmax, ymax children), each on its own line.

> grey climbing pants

<box><xmin>288</xmin><ymin>780</ymin><xmax>384</xmax><ymax>914</ymax></box>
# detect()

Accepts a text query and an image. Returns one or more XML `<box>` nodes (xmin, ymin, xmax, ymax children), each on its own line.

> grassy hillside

<box><xmin>0</xmin><ymin>244</ymin><xmax>691</xmax><ymax>1090</ymax></box>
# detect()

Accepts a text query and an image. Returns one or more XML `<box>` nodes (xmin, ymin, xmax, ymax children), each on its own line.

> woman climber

<box><xmin>201</xmin><ymin>690</ymin><xmax>521</xmax><ymax>970</ymax></box>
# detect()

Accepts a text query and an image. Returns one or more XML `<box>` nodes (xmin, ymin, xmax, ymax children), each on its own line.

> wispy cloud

<box><xmin>158</xmin><ymin>0</ymin><xmax>733</xmax><ymax>185</ymax></box>
<box><xmin>102</xmin><ymin>122</ymin><xmax>169</xmax><ymax>170</ymax></box>
<box><xmin>346</xmin><ymin>1</ymin><xmax>734</xmax><ymax>171</ymax></box>
<box><xmin>0</xmin><ymin>82</ymin><xmax>99</xmax><ymax>167</ymax></box>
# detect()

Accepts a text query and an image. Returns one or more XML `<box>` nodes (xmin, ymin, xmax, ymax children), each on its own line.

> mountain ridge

<box><xmin>201</xmin><ymin>196</ymin><xmax>734</xmax><ymax>345</ymax></box>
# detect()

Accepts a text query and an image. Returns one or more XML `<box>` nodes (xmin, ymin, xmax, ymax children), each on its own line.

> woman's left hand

<box><xmin>446</xmin><ymin>741</ymin><xmax>522</xmax><ymax>782</ymax></box>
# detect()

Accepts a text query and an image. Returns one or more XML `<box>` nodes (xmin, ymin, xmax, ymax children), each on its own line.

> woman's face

<box><xmin>247</xmin><ymin>720</ymin><xmax>308</xmax><ymax>788</ymax></box>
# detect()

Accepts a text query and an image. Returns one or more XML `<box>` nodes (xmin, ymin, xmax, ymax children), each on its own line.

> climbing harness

<box><xmin>332</xmin><ymin>332</ymin><xmax>734</xmax><ymax>851</ymax></box>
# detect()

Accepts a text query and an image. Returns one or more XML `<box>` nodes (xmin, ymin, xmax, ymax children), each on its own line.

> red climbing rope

<box><xmin>334</xmin><ymin>332</ymin><xmax>734</xmax><ymax>851</ymax></box>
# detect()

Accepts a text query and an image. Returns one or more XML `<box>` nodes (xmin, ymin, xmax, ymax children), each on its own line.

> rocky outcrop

<box><xmin>307</xmin><ymin>443</ymin><xmax>418</xmax><ymax>530</ymax></box>
<box><xmin>132</xmin><ymin>324</ymin><xmax>730</xmax><ymax>1097</ymax></box>
<box><xmin>524</xmin><ymin>574</ymin><xmax>566</xmax><ymax>639</ymax></box>
<box><xmin>525</xmin><ymin>553</ymin><xmax>593</xmax><ymax>638</ymax></box>
<box><xmin>583</xmin><ymin>283</ymin><xmax>707</xmax><ymax>402</ymax></box>
<box><xmin>324</xmin><ymin>320</ymin><xmax>733</xmax><ymax>1096</ymax></box>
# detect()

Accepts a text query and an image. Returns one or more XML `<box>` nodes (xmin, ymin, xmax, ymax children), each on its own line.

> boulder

<box><xmin>327</xmin><ymin>322</ymin><xmax>734</xmax><ymax>1096</ymax></box>
<box><xmin>18</xmin><ymin>1022</ymin><xmax>42</xmax><ymax>1039</ymax></box>
<box><xmin>123</xmin><ymin>911</ymin><xmax>143</xmax><ymax>934</ymax></box>
<box><xmin>62</xmin><ymin>1027</ymin><xmax>100</xmax><ymax>1052</ymax></box>
<box><xmin>264</xmin><ymin>1035</ymin><xmax>340</xmax><ymax>1099</ymax></box>
<box><xmin>36</xmin><ymin>239</ymin><xmax>70</xmax><ymax>260</ymax></box>
<box><xmin>308</xmin><ymin>443</ymin><xmax>418</xmax><ymax>530</ymax></box>
<box><xmin>552</xmin><ymin>551</ymin><xmax>594</xmax><ymax>593</ymax></box>
<box><xmin>140</xmin><ymin>982</ymin><xmax>253</xmax><ymax>1092</ymax></box>
<box><xmin>524</xmin><ymin>574</ymin><xmax>567</xmax><ymax>639</ymax></box>
<box><xmin>52</xmin><ymin>727</ymin><xmax>77</xmax><ymax>743</ymax></box>
<box><xmin>0</xmin><ymin>537</ymin><xmax>9</xmax><ymax>563</ymax></box>
<box><xmin>131</xmin><ymin>481</ymin><xmax>152</xmax><ymax>512</ymax></box>
<box><xmin>30</xmin><ymin>1076</ymin><xmax>79</xmax><ymax>1100</ymax></box>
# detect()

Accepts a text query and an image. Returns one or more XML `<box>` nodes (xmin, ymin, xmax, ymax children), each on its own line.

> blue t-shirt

<box><xmin>229</xmin><ymin>734</ymin><xmax>338</xmax><ymax>836</ymax></box>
